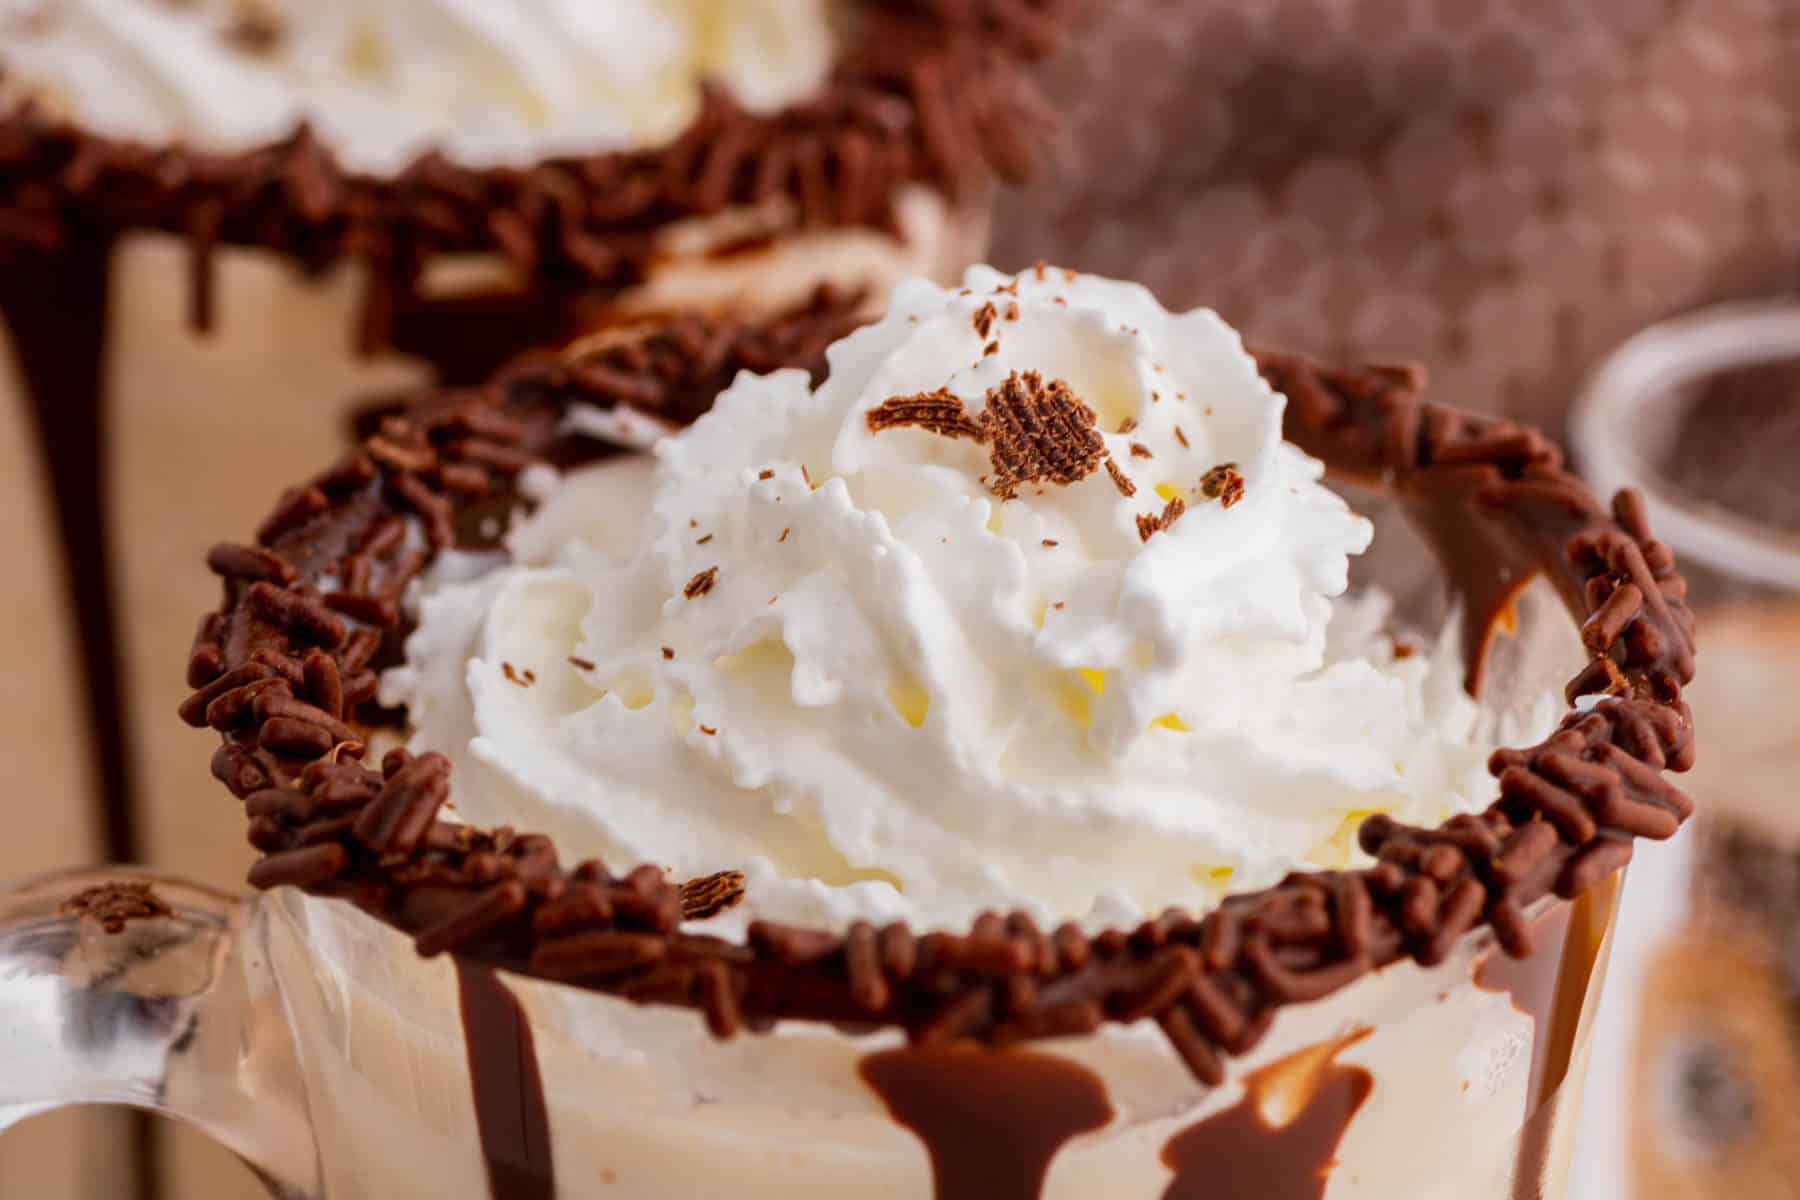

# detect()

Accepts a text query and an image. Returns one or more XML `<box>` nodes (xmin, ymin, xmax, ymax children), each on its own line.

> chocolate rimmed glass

<box><xmin>0</xmin><ymin>344</ymin><xmax>1693</xmax><ymax>1199</ymax></box>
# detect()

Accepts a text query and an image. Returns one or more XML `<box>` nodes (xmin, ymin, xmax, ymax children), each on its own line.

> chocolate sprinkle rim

<box><xmin>182</xmin><ymin>297</ymin><xmax>1696</xmax><ymax>1086</ymax></box>
<box><xmin>0</xmin><ymin>0</ymin><xmax>1071</xmax><ymax>341</ymax></box>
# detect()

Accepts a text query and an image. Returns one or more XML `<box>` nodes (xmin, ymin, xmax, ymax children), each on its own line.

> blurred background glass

<box><xmin>1571</xmin><ymin>302</ymin><xmax>1800</xmax><ymax>1200</ymax></box>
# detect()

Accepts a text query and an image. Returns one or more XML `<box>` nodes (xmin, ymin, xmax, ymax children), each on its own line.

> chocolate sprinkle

<box><xmin>59</xmin><ymin>880</ymin><xmax>172</xmax><ymax>934</ymax></box>
<box><xmin>183</xmin><ymin>328</ymin><xmax>1696</xmax><ymax>1086</ymax></box>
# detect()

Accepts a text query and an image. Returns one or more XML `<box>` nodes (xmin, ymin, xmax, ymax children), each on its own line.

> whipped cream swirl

<box><xmin>0</xmin><ymin>0</ymin><xmax>836</xmax><ymax>175</ymax></box>
<box><xmin>389</xmin><ymin>266</ymin><xmax>1514</xmax><ymax>931</ymax></box>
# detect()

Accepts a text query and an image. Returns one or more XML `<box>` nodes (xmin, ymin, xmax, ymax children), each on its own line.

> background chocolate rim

<box><xmin>180</xmin><ymin>288</ymin><xmax>1697</xmax><ymax>1085</ymax></box>
<box><xmin>0</xmin><ymin>0</ymin><xmax>1073</xmax><ymax>342</ymax></box>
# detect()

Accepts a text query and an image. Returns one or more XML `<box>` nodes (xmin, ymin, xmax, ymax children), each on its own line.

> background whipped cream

<box><xmin>388</xmin><ymin>265</ymin><xmax>1545</xmax><ymax>933</ymax></box>
<box><xmin>0</xmin><ymin>0</ymin><xmax>837</xmax><ymax>175</ymax></box>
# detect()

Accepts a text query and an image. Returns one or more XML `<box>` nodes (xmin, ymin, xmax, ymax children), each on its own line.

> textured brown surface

<box><xmin>178</xmin><ymin>306</ymin><xmax>1695</xmax><ymax>1086</ymax></box>
<box><xmin>994</xmin><ymin>0</ymin><xmax>1800</xmax><ymax>438</ymax></box>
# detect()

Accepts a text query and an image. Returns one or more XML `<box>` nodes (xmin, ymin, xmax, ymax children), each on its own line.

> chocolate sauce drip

<box><xmin>0</xmin><ymin>241</ymin><xmax>160</xmax><ymax>1198</ymax></box>
<box><xmin>455</xmin><ymin>961</ymin><xmax>556</xmax><ymax>1200</ymax></box>
<box><xmin>0</xmin><ymin>236</ymin><xmax>137</xmax><ymax>866</ymax></box>
<box><xmin>860</xmin><ymin>1045</ymin><xmax>1112</xmax><ymax>1200</ymax></box>
<box><xmin>389</xmin><ymin>289</ymin><xmax>593</xmax><ymax>389</ymax></box>
<box><xmin>1160</xmin><ymin>1035</ymin><xmax>1372</xmax><ymax>1200</ymax></box>
<box><xmin>1473</xmin><ymin>882</ymin><xmax>1614</xmax><ymax>1200</ymax></box>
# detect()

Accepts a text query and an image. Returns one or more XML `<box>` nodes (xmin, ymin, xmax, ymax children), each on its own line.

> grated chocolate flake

<box><xmin>59</xmin><ymin>881</ymin><xmax>172</xmax><ymax>934</ymax></box>
<box><xmin>661</xmin><ymin>646</ymin><xmax>675</xmax><ymax>660</ymax></box>
<box><xmin>983</xmin><ymin>371</ymin><xmax>1106</xmax><ymax>500</ymax></box>
<box><xmin>1200</xmin><ymin>463</ymin><xmax>1245</xmax><ymax>508</ymax></box>
<box><xmin>778</xmin><ymin>528</ymin><xmax>791</xmax><ymax>543</ymax></box>
<box><xmin>1118</xmin><ymin>416</ymin><xmax>1138</xmax><ymax>434</ymax></box>
<box><xmin>972</xmin><ymin>301</ymin><xmax>998</xmax><ymax>339</ymax></box>
<box><xmin>684</xmin><ymin>567</ymin><xmax>719</xmax><ymax>599</ymax></box>
<box><xmin>502</xmin><ymin>661</ymin><xmax>531</xmax><ymax>688</ymax></box>
<box><xmin>866</xmin><ymin>389</ymin><xmax>986</xmax><ymax>441</ymax></box>
<box><xmin>1129</xmin><ymin>442</ymin><xmax>1152</xmax><ymax>459</ymax></box>
<box><xmin>1104</xmin><ymin>456</ymin><xmax>1137</xmax><ymax>497</ymax></box>
<box><xmin>696</xmin><ymin>534</ymin><xmax>714</xmax><ymax>545</ymax></box>
<box><xmin>868</xmin><ymin>372</ymin><xmax>1109</xmax><ymax>503</ymax></box>
<box><xmin>1174</xmin><ymin>425</ymin><xmax>1189</xmax><ymax>448</ymax></box>
<box><xmin>758</xmin><ymin>469</ymin><xmax>775</xmax><ymax>480</ymax></box>
<box><xmin>983</xmin><ymin>341</ymin><xmax>1000</xmax><ymax>357</ymax></box>
<box><xmin>568</xmin><ymin>656</ymin><xmax>596</xmax><ymax>671</ymax></box>
<box><xmin>680</xmin><ymin>870</ymin><xmax>746</xmax><ymax>921</ymax></box>
<box><xmin>1136</xmin><ymin>495</ymin><xmax>1188</xmax><ymax>542</ymax></box>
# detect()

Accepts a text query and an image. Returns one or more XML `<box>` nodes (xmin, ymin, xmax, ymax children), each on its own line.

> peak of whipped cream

<box><xmin>0</xmin><ymin>0</ymin><xmax>837</xmax><ymax>176</ymax></box>
<box><xmin>387</xmin><ymin>265</ymin><xmax>1545</xmax><ymax>933</ymax></box>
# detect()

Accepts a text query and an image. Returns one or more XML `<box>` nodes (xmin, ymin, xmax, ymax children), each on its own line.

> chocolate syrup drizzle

<box><xmin>1161</xmin><ymin>1033</ymin><xmax>1374</xmax><ymax>1200</ymax></box>
<box><xmin>861</xmin><ymin>1045</ymin><xmax>1112</xmax><ymax>1199</ymax></box>
<box><xmin>455</xmin><ymin>962</ymin><xmax>556</xmax><ymax>1200</ymax></box>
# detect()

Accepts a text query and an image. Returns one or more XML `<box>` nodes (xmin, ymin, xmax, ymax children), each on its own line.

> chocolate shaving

<box><xmin>1104</xmin><ymin>457</ymin><xmax>1137</xmax><ymax>497</ymax></box>
<box><xmin>183</xmin><ymin>318</ymin><xmax>1697</xmax><ymax>1088</ymax></box>
<box><xmin>1200</xmin><ymin>463</ymin><xmax>1245</xmax><ymax>508</ymax></box>
<box><xmin>59</xmin><ymin>881</ymin><xmax>172</xmax><ymax>934</ymax></box>
<box><xmin>1136</xmin><ymin>495</ymin><xmax>1187</xmax><ymax>542</ymax></box>
<box><xmin>982</xmin><ymin>371</ymin><xmax>1105</xmax><ymax>499</ymax></box>
<box><xmin>868</xmin><ymin>371</ymin><xmax>1107</xmax><ymax>502</ymax></box>
<box><xmin>680</xmin><ymin>870</ymin><xmax>747</xmax><ymax>920</ymax></box>
<box><xmin>866</xmin><ymin>389</ymin><xmax>986</xmax><ymax>441</ymax></box>
<box><xmin>973</xmin><ymin>301</ymin><xmax>999</xmax><ymax>339</ymax></box>
<box><xmin>684</xmin><ymin>567</ymin><xmax>719</xmax><ymax>599</ymax></box>
<box><xmin>1129</xmin><ymin>442</ymin><xmax>1152</xmax><ymax>458</ymax></box>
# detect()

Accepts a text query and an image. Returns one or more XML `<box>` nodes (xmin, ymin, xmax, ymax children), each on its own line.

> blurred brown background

<box><xmin>995</xmin><ymin>0</ymin><xmax>1800</xmax><ymax>438</ymax></box>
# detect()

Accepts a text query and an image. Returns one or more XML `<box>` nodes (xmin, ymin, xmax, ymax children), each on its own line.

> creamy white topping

<box><xmin>0</xmin><ymin>0</ymin><xmax>836</xmax><ymax>175</ymax></box>
<box><xmin>387</xmin><ymin>265</ymin><xmax>1530</xmax><ymax>931</ymax></box>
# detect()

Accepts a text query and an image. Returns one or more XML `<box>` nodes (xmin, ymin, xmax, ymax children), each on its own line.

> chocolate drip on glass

<box><xmin>861</xmin><ymin>1045</ymin><xmax>1111</xmax><ymax>1200</ymax></box>
<box><xmin>1160</xmin><ymin>1032</ymin><xmax>1373</xmax><ymax>1200</ymax></box>
<box><xmin>455</xmin><ymin>962</ymin><xmax>556</xmax><ymax>1200</ymax></box>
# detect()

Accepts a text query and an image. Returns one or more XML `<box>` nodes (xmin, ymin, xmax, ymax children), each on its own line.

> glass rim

<box><xmin>1571</xmin><ymin>298</ymin><xmax>1800</xmax><ymax>592</ymax></box>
